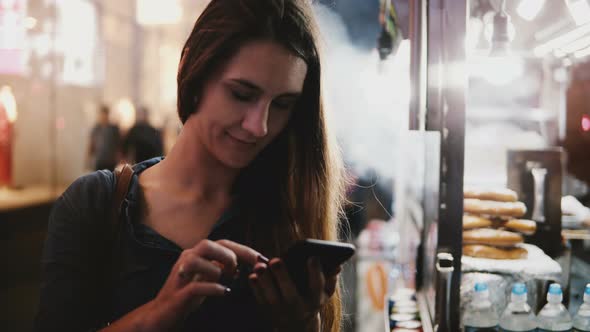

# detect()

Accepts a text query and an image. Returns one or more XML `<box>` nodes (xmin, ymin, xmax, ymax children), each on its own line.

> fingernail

<box><xmin>178</xmin><ymin>265</ymin><xmax>187</xmax><ymax>279</ymax></box>
<box><xmin>224</xmin><ymin>288</ymin><xmax>232</xmax><ymax>295</ymax></box>
<box><xmin>257</xmin><ymin>254</ymin><xmax>270</xmax><ymax>264</ymax></box>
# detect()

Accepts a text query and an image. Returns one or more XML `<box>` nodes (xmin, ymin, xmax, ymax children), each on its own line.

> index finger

<box><xmin>193</xmin><ymin>240</ymin><xmax>238</xmax><ymax>274</ymax></box>
<box><xmin>216</xmin><ymin>239</ymin><xmax>266</xmax><ymax>266</ymax></box>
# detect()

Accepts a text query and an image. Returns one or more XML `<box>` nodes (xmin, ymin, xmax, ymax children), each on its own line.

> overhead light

<box><xmin>534</xmin><ymin>23</ymin><xmax>590</xmax><ymax>57</ymax></box>
<box><xmin>567</xmin><ymin>0</ymin><xmax>590</xmax><ymax>26</ymax></box>
<box><xmin>534</xmin><ymin>18</ymin><xmax>572</xmax><ymax>41</ymax></box>
<box><xmin>24</xmin><ymin>16</ymin><xmax>37</xmax><ymax>30</ymax></box>
<box><xmin>113</xmin><ymin>98</ymin><xmax>136</xmax><ymax>131</ymax></box>
<box><xmin>554</xmin><ymin>49</ymin><xmax>566</xmax><ymax>58</ymax></box>
<box><xmin>517</xmin><ymin>0</ymin><xmax>546</xmax><ymax>21</ymax></box>
<box><xmin>559</xmin><ymin>35</ymin><xmax>590</xmax><ymax>53</ymax></box>
<box><xmin>0</xmin><ymin>86</ymin><xmax>17</xmax><ymax>123</ymax></box>
<box><xmin>575</xmin><ymin>45</ymin><xmax>590</xmax><ymax>58</ymax></box>
<box><xmin>582</xmin><ymin>115</ymin><xmax>590</xmax><ymax>132</ymax></box>
<box><xmin>489</xmin><ymin>1</ymin><xmax>514</xmax><ymax>57</ymax></box>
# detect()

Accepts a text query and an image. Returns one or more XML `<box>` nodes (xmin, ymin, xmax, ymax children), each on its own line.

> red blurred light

<box><xmin>583</xmin><ymin>115</ymin><xmax>590</xmax><ymax>132</ymax></box>
<box><xmin>56</xmin><ymin>117</ymin><xmax>65</xmax><ymax>130</ymax></box>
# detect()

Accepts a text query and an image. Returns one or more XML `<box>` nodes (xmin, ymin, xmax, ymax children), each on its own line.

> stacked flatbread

<box><xmin>462</xmin><ymin>188</ymin><xmax>536</xmax><ymax>260</ymax></box>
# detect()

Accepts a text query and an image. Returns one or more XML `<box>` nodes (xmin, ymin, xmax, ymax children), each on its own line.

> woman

<box><xmin>34</xmin><ymin>0</ymin><xmax>347</xmax><ymax>331</ymax></box>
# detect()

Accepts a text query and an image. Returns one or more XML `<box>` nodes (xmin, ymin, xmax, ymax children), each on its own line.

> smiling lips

<box><xmin>227</xmin><ymin>132</ymin><xmax>257</xmax><ymax>146</ymax></box>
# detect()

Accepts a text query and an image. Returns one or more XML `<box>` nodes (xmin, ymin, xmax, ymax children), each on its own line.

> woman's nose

<box><xmin>241</xmin><ymin>103</ymin><xmax>269</xmax><ymax>138</ymax></box>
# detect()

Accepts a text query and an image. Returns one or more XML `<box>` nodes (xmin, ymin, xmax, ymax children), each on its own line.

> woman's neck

<box><xmin>154</xmin><ymin>124</ymin><xmax>238</xmax><ymax>202</ymax></box>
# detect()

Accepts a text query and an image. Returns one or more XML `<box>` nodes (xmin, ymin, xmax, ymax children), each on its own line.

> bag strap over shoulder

<box><xmin>98</xmin><ymin>163</ymin><xmax>134</xmax><ymax>327</ymax></box>
<box><xmin>110</xmin><ymin>163</ymin><xmax>134</xmax><ymax>228</ymax></box>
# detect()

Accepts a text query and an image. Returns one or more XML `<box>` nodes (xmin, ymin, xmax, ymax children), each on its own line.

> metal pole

<box><xmin>436</xmin><ymin>0</ymin><xmax>468</xmax><ymax>330</ymax></box>
<box><xmin>426</xmin><ymin>0</ymin><xmax>443</xmax><ymax>132</ymax></box>
<box><xmin>409</xmin><ymin>0</ymin><xmax>427</xmax><ymax>131</ymax></box>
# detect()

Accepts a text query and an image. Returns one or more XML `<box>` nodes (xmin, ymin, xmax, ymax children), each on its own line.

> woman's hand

<box><xmin>102</xmin><ymin>239</ymin><xmax>262</xmax><ymax>332</ymax></box>
<box><xmin>248</xmin><ymin>257</ymin><xmax>342</xmax><ymax>332</ymax></box>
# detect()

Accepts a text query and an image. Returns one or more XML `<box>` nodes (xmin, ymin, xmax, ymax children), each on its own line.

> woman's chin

<box><xmin>218</xmin><ymin>153</ymin><xmax>256</xmax><ymax>170</ymax></box>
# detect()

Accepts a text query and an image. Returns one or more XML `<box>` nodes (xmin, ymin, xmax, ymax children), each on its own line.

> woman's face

<box><xmin>187</xmin><ymin>40</ymin><xmax>308</xmax><ymax>169</ymax></box>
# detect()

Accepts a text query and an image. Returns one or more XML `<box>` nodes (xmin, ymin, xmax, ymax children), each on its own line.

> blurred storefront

<box><xmin>0</xmin><ymin>0</ymin><xmax>207</xmax><ymax>192</ymax></box>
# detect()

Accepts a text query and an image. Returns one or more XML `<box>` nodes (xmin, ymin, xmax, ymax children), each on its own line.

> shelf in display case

<box><xmin>0</xmin><ymin>185</ymin><xmax>66</xmax><ymax>213</ymax></box>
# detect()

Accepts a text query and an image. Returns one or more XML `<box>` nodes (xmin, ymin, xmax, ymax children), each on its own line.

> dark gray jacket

<box><xmin>34</xmin><ymin>158</ymin><xmax>270</xmax><ymax>331</ymax></box>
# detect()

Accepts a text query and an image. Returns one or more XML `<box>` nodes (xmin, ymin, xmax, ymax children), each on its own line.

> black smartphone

<box><xmin>281</xmin><ymin>239</ymin><xmax>356</xmax><ymax>296</ymax></box>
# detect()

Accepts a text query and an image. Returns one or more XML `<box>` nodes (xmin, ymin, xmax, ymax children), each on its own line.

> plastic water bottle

<box><xmin>463</xmin><ymin>282</ymin><xmax>499</xmax><ymax>331</ymax></box>
<box><xmin>537</xmin><ymin>283</ymin><xmax>572</xmax><ymax>331</ymax></box>
<box><xmin>499</xmin><ymin>283</ymin><xmax>536</xmax><ymax>332</ymax></box>
<box><xmin>573</xmin><ymin>283</ymin><xmax>590</xmax><ymax>331</ymax></box>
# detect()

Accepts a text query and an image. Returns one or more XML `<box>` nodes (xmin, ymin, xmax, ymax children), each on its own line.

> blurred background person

<box><xmin>122</xmin><ymin>105</ymin><xmax>163</xmax><ymax>164</ymax></box>
<box><xmin>88</xmin><ymin>104</ymin><xmax>121</xmax><ymax>171</ymax></box>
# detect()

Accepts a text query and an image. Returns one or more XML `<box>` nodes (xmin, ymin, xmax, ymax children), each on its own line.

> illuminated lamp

<box><xmin>566</xmin><ymin>0</ymin><xmax>590</xmax><ymax>26</ymax></box>
<box><xmin>582</xmin><ymin>114</ymin><xmax>590</xmax><ymax>132</ymax></box>
<box><xmin>0</xmin><ymin>86</ymin><xmax>17</xmax><ymax>187</ymax></box>
<box><xmin>489</xmin><ymin>0</ymin><xmax>514</xmax><ymax>57</ymax></box>
<box><xmin>517</xmin><ymin>0</ymin><xmax>545</xmax><ymax>21</ymax></box>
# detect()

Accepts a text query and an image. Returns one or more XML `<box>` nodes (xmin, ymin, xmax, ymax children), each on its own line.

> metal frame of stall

<box><xmin>406</xmin><ymin>0</ymin><xmax>468</xmax><ymax>331</ymax></box>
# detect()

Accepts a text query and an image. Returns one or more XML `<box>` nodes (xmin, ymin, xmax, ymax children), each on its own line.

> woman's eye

<box><xmin>231</xmin><ymin>90</ymin><xmax>255</xmax><ymax>102</ymax></box>
<box><xmin>272</xmin><ymin>99</ymin><xmax>295</xmax><ymax>110</ymax></box>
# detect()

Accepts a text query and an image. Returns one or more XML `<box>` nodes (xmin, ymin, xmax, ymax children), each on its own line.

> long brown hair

<box><xmin>177</xmin><ymin>1</ymin><xmax>347</xmax><ymax>331</ymax></box>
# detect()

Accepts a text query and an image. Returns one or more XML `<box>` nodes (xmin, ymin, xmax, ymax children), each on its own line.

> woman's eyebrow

<box><xmin>228</xmin><ymin>79</ymin><xmax>262</xmax><ymax>92</ymax></box>
<box><xmin>229</xmin><ymin>78</ymin><xmax>302</xmax><ymax>98</ymax></box>
<box><xmin>275</xmin><ymin>93</ymin><xmax>301</xmax><ymax>99</ymax></box>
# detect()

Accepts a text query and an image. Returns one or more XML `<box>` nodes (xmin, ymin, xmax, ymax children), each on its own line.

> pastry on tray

<box><xmin>463</xmin><ymin>188</ymin><xmax>518</xmax><ymax>202</ymax></box>
<box><xmin>464</xmin><ymin>199</ymin><xmax>527</xmax><ymax>218</ymax></box>
<box><xmin>463</xmin><ymin>244</ymin><xmax>528</xmax><ymax>260</ymax></box>
<box><xmin>463</xmin><ymin>228</ymin><xmax>524</xmax><ymax>247</ymax></box>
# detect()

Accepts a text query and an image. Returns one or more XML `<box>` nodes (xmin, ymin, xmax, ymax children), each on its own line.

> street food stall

<box><xmin>381</xmin><ymin>0</ymin><xmax>590</xmax><ymax>331</ymax></box>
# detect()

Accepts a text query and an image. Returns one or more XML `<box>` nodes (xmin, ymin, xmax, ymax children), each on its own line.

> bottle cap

<box><xmin>548</xmin><ymin>283</ymin><xmax>562</xmax><ymax>295</ymax></box>
<box><xmin>474</xmin><ymin>282</ymin><xmax>490</xmax><ymax>303</ymax></box>
<box><xmin>511</xmin><ymin>283</ymin><xmax>527</xmax><ymax>302</ymax></box>
<box><xmin>547</xmin><ymin>283</ymin><xmax>563</xmax><ymax>303</ymax></box>
<box><xmin>474</xmin><ymin>282</ymin><xmax>488</xmax><ymax>292</ymax></box>
<box><xmin>512</xmin><ymin>283</ymin><xmax>527</xmax><ymax>295</ymax></box>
